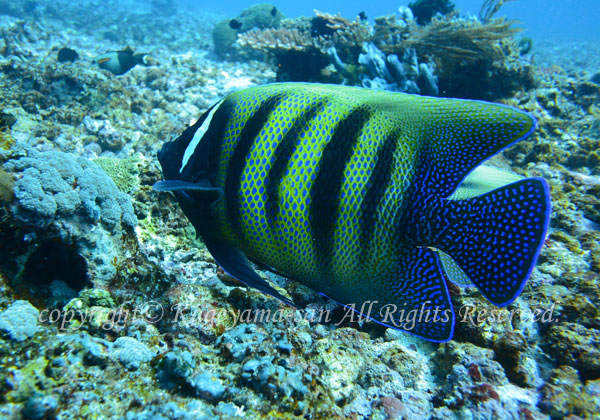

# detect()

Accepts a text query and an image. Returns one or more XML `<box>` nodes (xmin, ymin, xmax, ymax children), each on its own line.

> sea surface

<box><xmin>0</xmin><ymin>0</ymin><xmax>599</xmax><ymax>419</ymax></box>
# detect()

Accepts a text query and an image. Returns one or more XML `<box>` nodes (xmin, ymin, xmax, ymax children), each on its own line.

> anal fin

<box><xmin>323</xmin><ymin>247</ymin><xmax>455</xmax><ymax>342</ymax></box>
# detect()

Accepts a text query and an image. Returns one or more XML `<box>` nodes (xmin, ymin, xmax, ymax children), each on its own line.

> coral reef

<box><xmin>2</xmin><ymin>150</ymin><xmax>136</xmax><ymax>291</ymax></box>
<box><xmin>0</xmin><ymin>1</ymin><xmax>599</xmax><ymax>419</ymax></box>
<box><xmin>237</xmin><ymin>8</ymin><xmax>533</xmax><ymax>100</ymax></box>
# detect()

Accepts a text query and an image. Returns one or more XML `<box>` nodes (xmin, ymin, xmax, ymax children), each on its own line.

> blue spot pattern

<box><xmin>169</xmin><ymin>83</ymin><xmax>550</xmax><ymax>342</ymax></box>
<box><xmin>435</xmin><ymin>178</ymin><xmax>550</xmax><ymax>305</ymax></box>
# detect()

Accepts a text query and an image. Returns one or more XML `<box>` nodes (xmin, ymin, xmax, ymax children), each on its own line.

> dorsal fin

<box><xmin>411</xmin><ymin>97</ymin><xmax>536</xmax><ymax>198</ymax></box>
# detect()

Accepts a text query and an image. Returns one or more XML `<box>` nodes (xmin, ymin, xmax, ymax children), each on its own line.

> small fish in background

<box><xmin>358</xmin><ymin>11</ymin><xmax>368</xmax><ymax>21</ymax></box>
<box><xmin>155</xmin><ymin>83</ymin><xmax>550</xmax><ymax>342</ymax></box>
<box><xmin>270</xmin><ymin>6</ymin><xmax>277</xmax><ymax>17</ymax></box>
<box><xmin>57</xmin><ymin>47</ymin><xmax>79</xmax><ymax>63</ymax></box>
<box><xmin>94</xmin><ymin>48</ymin><xmax>148</xmax><ymax>75</ymax></box>
<box><xmin>229</xmin><ymin>19</ymin><xmax>243</xmax><ymax>30</ymax></box>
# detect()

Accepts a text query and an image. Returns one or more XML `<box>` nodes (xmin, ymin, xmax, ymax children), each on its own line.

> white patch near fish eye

<box><xmin>180</xmin><ymin>100</ymin><xmax>223</xmax><ymax>174</ymax></box>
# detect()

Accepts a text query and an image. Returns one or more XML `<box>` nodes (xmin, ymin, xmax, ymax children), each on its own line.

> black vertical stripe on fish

<box><xmin>205</xmin><ymin>101</ymin><xmax>233</xmax><ymax>185</ymax></box>
<box><xmin>359</xmin><ymin>131</ymin><xmax>399</xmax><ymax>257</ymax></box>
<box><xmin>160</xmin><ymin>102</ymin><xmax>218</xmax><ymax>181</ymax></box>
<box><xmin>225</xmin><ymin>93</ymin><xmax>286</xmax><ymax>237</ymax></box>
<box><xmin>180</xmin><ymin>101</ymin><xmax>232</xmax><ymax>185</ymax></box>
<box><xmin>310</xmin><ymin>106</ymin><xmax>372</xmax><ymax>276</ymax></box>
<box><xmin>393</xmin><ymin>150</ymin><xmax>431</xmax><ymax>248</ymax></box>
<box><xmin>265</xmin><ymin>101</ymin><xmax>323</xmax><ymax>223</ymax></box>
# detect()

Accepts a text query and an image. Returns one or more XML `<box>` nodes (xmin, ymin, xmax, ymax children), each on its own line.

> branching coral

<box><xmin>237</xmin><ymin>10</ymin><xmax>371</xmax><ymax>54</ymax></box>
<box><xmin>371</xmin><ymin>15</ymin><xmax>411</xmax><ymax>47</ymax></box>
<box><xmin>237</xmin><ymin>27</ymin><xmax>314</xmax><ymax>52</ymax></box>
<box><xmin>237</xmin><ymin>10</ymin><xmax>371</xmax><ymax>82</ymax></box>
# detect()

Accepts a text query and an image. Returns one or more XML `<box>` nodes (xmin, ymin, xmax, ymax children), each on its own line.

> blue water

<box><xmin>184</xmin><ymin>0</ymin><xmax>600</xmax><ymax>41</ymax></box>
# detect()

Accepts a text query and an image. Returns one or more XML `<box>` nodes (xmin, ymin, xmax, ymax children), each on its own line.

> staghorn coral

<box><xmin>371</xmin><ymin>14</ymin><xmax>412</xmax><ymax>47</ymax></box>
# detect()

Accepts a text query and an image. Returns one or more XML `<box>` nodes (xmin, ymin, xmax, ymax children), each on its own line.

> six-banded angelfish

<box><xmin>154</xmin><ymin>83</ymin><xmax>550</xmax><ymax>342</ymax></box>
<box><xmin>95</xmin><ymin>48</ymin><xmax>148</xmax><ymax>75</ymax></box>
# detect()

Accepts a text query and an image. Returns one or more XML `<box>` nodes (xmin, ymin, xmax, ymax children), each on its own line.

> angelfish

<box><xmin>155</xmin><ymin>83</ymin><xmax>550</xmax><ymax>342</ymax></box>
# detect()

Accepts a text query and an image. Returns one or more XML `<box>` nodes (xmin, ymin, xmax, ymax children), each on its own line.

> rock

<box><xmin>4</xmin><ymin>150</ymin><xmax>137</xmax><ymax>286</ymax></box>
<box><xmin>493</xmin><ymin>331</ymin><xmax>540</xmax><ymax>388</ymax></box>
<box><xmin>539</xmin><ymin>366</ymin><xmax>600</xmax><ymax>418</ymax></box>
<box><xmin>111</xmin><ymin>337</ymin><xmax>154</xmax><ymax>370</ymax></box>
<box><xmin>380</xmin><ymin>344</ymin><xmax>425</xmax><ymax>389</ymax></box>
<box><xmin>310</xmin><ymin>328</ymin><xmax>368</xmax><ymax>403</ymax></box>
<box><xmin>216</xmin><ymin>324</ymin><xmax>267</xmax><ymax>362</ymax></box>
<box><xmin>215</xmin><ymin>402</ymin><xmax>245</xmax><ymax>418</ymax></box>
<box><xmin>156</xmin><ymin>350</ymin><xmax>195</xmax><ymax>391</ymax></box>
<box><xmin>241</xmin><ymin>355</ymin><xmax>309</xmax><ymax>399</ymax></box>
<box><xmin>547</xmin><ymin>323</ymin><xmax>600</xmax><ymax>379</ymax></box>
<box><xmin>22</xmin><ymin>395</ymin><xmax>58</xmax><ymax>420</ymax></box>
<box><xmin>190</xmin><ymin>371</ymin><xmax>226</xmax><ymax>401</ymax></box>
<box><xmin>378</xmin><ymin>396</ymin><xmax>406</xmax><ymax>420</ymax></box>
<box><xmin>0</xmin><ymin>300</ymin><xmax>40</xmax><ymax>341</ymax></box>
<box><xmin>124</xmin><ymin>400</ymin><xmax>214</xmax><ymax>420</ymax></box>
<box><xmin>433</xmin><ymin>341</ymin><xmax>508</xmax><ymax>385</ymax></box>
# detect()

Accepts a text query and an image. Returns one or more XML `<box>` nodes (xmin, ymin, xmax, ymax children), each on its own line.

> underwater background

<box><xmin>0</xmin><ymin>0</ymin><xmax>599</xmax><ymax>419</ymax></box>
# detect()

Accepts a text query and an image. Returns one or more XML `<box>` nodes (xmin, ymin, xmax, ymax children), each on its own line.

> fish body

<box><xmin>57</xmin><ymin>47</ymin><xmax>79</xmax><ymax>63</ymax></box>
<box><xmin>156</xmin><ymin>83</ymin><xmax>550</xmax><ymax>341</ymax></box>
<box><xmin>95</xmin><ymin>49</ymin><xmax>147</xmax><ymax>75</ymax></box>
<box><xmin>229</xmin><ymin>19</ymin><xmax>243</xmax><ymax>30</ymax></box>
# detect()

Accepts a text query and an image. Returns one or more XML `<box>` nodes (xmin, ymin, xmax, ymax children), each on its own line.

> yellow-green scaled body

<box><xmin>156</xmin><ymin>83</ymin><xmax>550</xmax><ymax>341</ymax></box>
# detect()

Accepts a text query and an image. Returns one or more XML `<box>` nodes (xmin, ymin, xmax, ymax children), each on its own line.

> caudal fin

<box><xmin>435</xmin><ymin>178</ymin><xmax>550</xmax><ymax>306</ymax></box>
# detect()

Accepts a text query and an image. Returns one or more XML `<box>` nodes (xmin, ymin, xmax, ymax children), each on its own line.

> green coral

<box><xmin>212</xmin><ymin>19</ymin><xmax>239</xmax><ymax>54</ymax></box>
<box><xmin>93</xmin><ymin>156</ymin><xmax>140</xmax><ymax>194</ymax></box>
